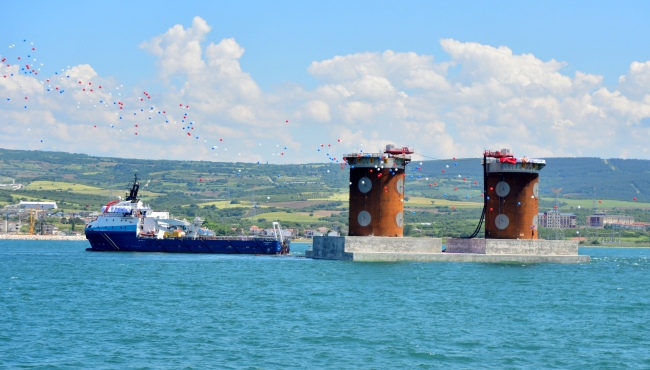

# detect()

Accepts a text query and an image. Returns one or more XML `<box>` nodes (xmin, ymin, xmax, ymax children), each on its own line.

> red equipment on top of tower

<box><xmin>384</xmin><ymin>144</ymin><xmax>414</xmax><ymax>155</ymax></box>
<box><xmin>484</xmin><ymin>149</ymin><xmax>514</xmax><ymax>158</ymax></box>
<box><xmin>484</xmin><ymin>148</ymin><xmax>517</xmax><ymax>164</ymax></box>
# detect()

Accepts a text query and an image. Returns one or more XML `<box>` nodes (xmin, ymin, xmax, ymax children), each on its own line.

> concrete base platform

<box><xmin>446</xmin><ymin>238</ymin><xmax>583</xmax><ymax>256</ymax></box>
<box><xmin>306</xmin><ymin>236</ymin><xmax>590</xmax><ymax>263</ymax></box>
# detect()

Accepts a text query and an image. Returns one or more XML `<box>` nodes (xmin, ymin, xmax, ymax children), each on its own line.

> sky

<box><xmin>2</xmin><ymin>0</ymin><xmax>650</xmax><ymax>163</ymax></box>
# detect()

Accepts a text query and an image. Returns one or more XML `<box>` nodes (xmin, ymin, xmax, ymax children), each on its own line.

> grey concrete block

<box><xmin>446</xmin><ymin>238</ymin><xmax>486</xmax><ymax>254</ymax></box>
<box><xmin>485</xmin><ymin>239</ymin><xmax>579</xmax><ymax>256</ymax></box>
<box><xmin>344</xmin><ymin>236</ymin><xmax>442</xmax><ymax>254</ymax></box>
<box><xmin>310</xmin><ymin>236</ymin><xmax>352</xmax><ymax>260</ymax></box>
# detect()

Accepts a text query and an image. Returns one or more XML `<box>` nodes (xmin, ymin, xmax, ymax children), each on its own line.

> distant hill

<box><xmin>1</xmin><ymin>148</ymin><xmax>648</xmax><ymax>204</ymax></box>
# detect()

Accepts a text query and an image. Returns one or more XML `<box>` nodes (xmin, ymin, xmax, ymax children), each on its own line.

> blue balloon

<box><xmin>486</xmin><ymin>197</ymin><xmax>490</xmax><ymax>200</ymax></box>
<box><xmin>444</xmin><ymin>194</ymin><xmax>447</xmax><ymax>196</ymax></box>
<box><xmin>517</xmin><ymin>202</ymin><xmax>521</xmax><ymax>206</ymax></box>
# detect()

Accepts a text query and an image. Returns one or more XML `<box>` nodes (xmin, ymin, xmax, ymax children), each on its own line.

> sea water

<box><xmin>1</xmin><ymin>241</ymin><xmax>649</xmax><ymax>369</ymax></box>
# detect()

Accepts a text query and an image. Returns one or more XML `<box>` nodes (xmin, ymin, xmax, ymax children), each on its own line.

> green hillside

<box><xmin>1</xmin><ymin>148</ymin><xmax>650</xmax><ymax>241</ymax></box>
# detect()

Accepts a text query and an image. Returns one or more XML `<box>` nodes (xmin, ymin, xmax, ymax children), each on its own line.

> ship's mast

<box><xmin>125</xmin><ymin>174</ymin><xmax>140</xmax><ymax>203</ymax></box>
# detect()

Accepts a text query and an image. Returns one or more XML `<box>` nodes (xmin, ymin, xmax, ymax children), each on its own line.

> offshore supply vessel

<box><xmin>84</xmin><ymin>176</ymin><xmax>289</xmax><ymax>254</ymax></box>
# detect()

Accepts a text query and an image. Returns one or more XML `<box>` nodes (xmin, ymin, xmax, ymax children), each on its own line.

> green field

<box><xmin>24</xmin><ymin>181</ymin><xmax>162</xmax><ymax>198</ymax></box>
<box><xmin>244</xmin><ymin>211</ymin><xmax>315</xmax><ymax>223</ymax></box>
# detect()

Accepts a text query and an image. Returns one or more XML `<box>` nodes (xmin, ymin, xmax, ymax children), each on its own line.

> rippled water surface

<box><xmin>2</xmin><ymin>241</ymin><xmax>650</xmax><ymax>369</ymax></box>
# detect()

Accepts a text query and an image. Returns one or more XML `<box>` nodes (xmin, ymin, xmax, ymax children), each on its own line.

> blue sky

<box><xmin>2</xmin><ymin>1</ymin><xmax>650</xmax><ymax>162</ymax></box>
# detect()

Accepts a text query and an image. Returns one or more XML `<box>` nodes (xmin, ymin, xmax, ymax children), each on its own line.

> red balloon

<box><xmin>633</xmin><ymin>197</ymin><xmax>637</xmax><ymax>201</ymax></box>
<box><xmin>135</xmin><ymin>133</ymin><xmax>138</xmax><ymax>135</ymax></box>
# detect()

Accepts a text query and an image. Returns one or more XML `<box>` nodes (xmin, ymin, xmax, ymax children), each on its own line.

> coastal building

<box><xmin>538</xmin><ymin>210</ymin><xmax>577</xmax><ymax>229</ymax></box>
<box><xmin>19</xmin><ymin>201</ymin><xmax>58</xmax><ymax>209</ymax></box>
<box><xmin>587</xmin><ymin>212</ymin><xmax>635</xmax><ymax>228</ymax></box>
<box><xmin>41</xmin><ymin>224</ymin><xmax>58</xmax><ymax>235</ymax></box>
<box><xmin>0</xmin><ymin>221</ymin><xmax>22</xmax><ymax>233</ymax></box>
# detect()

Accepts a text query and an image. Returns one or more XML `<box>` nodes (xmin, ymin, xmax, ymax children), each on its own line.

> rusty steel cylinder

<box><xmin>484</xmin><ymin>159</ymin><xmax>545</xmax><ymax>239</ymax></box>
<box><xmin>345</xmin><ymin>153</ymin><xmax>410</xmax><ymax>237</ymax></box>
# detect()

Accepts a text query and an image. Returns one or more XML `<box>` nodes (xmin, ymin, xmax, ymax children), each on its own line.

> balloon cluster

<box><xmin>2</xmin><ymin>38</ymin><xmax>298</xmax><ymax>161</ymax></box>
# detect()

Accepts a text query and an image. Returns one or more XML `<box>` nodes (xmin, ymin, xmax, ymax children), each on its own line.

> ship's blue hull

<box><xmin>85</xmin><ymin>229</ymin><xmax>282</xmax><ymax>254</ymax></box>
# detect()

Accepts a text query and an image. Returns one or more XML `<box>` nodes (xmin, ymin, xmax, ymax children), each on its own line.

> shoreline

<box><xmin>0</xmin><ymin>234</ymin><xmax>86</xmax><ymax>241</ymax></box>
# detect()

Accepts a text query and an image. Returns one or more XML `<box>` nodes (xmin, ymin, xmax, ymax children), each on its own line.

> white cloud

<box><xmin>2</xmin><ymin>17</ymin><xmax>650</xmax><ymax>163</ymax></box>
<box><xmin>304</xmin><ymin>100</ymin><xmax>331</xmax><ymax>122</ymax></box>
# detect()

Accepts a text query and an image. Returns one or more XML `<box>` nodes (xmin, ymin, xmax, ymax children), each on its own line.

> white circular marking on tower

<box><xmin>495</xmin><ymin>214</ymin><xmax>510</xmax><ymax>230</ymax></box>
<box><xmin>495</xmin><ymin>181</ymin><xmax>510</xmax><ymax>197</ymax></box>
<box><xmin>395</xmin><ymin>212</ymin><xmax>403</xmax><ymax>227</ymax></box>
<box><xmin>396</xmin><ymin>178</ymin><xmax>404</xmax><ymax>194</ymax></box>
<box><xmin>358</xmin><ymin>177</ymin><xmax>372</xmax><ymax>193</ymax></box>
<box><xmin>358</xmin><ymin>211</ymin><xmax>371</xmax><ymax>227</ymax></box>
